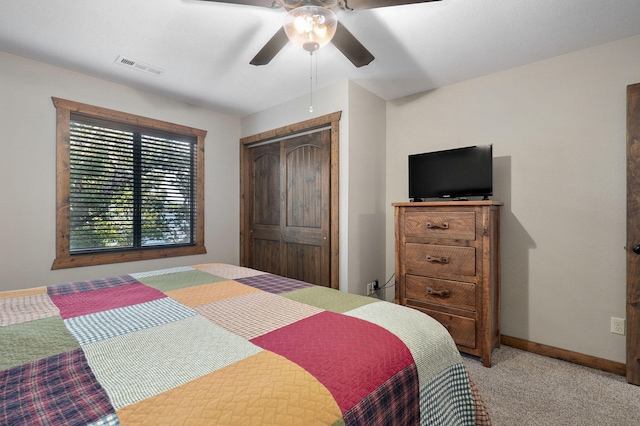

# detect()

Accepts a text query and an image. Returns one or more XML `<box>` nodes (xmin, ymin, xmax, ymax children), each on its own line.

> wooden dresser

<box><xmin>393</xmin><ymin>201</ymin><xmax>502</xmax><ymax>367</ymax></box>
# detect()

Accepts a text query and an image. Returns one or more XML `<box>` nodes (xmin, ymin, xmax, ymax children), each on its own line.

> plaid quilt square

<box><xmin>419</xmin><ymin>363</ymin><xmax>475</xmax><ymax>426</ymax></box>
<box><xmin>195</xmin><ymin>291</ymin><xmax>323</xmax><ymax>340</ymax></box>
<box><xmin>47</xmin><ymin>275</ymin><xmax>139</xmax><ymax>297</ymax></box>
<box><xmin>0</xmin><ymin>348</ymin><xmax>114</xmax><ymax>425</ymax></box>
<box><xmin>0</xmin><ymin>293</ymin><xmax>60</xmax><ymax>326</ymax></box>
<box><xmin>235</xmin><ymin>274</ymin><xmax>314</xmax><ymax>294</ymax></box>
<box><xmin>65</xmin><ymin>297</ymin><xmax>196</xmax><ymax>345</ymax></box>
<box><xmin>343</xmin><ymin>364</ymin><xmax>420</xmax><ymax>426</ymax></box>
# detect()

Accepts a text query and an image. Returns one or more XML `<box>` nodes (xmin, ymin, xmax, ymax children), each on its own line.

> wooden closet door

<box><xmin>250</xmin><ymin>143</ymin><xmax>282</xmax><ymax>276</ymax></box>
<box><xmin>248</xmin><ymin>129</ymin><xmax>331</xmax><ymax>286</ymax></box>
<box><xmin>281</xmin><ymin>130</ymin><xmax>331</xmax><ymax>286</ymax></box>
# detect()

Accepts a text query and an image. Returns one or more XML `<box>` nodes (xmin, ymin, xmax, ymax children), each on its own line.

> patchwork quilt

<box><xmin>1</xmin><ymin>263</ymin><xmax>485</xmax><ymax>425</ymax></box>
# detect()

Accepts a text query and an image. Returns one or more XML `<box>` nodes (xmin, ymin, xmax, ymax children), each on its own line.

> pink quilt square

<box><xmin>50</xmin><ymin>283</ymin><xmax>166</xmax><ymax>319</ymax></box>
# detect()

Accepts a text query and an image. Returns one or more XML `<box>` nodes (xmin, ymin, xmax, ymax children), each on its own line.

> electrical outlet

<box><xmin>367</xmin><ymin>282</ymin><xmax>373</xmax><ymax>296</ymax></box>
<box><xmin>611</xmin><ymin>317</ymin><xmax>625</xmax><ymax>335</ymax></box>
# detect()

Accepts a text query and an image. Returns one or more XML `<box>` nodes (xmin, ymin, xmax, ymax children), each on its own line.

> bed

<box><xmin>1</xmin><ymin>263</ymin><xmax>490</xmax><ymax>425</ymax></box>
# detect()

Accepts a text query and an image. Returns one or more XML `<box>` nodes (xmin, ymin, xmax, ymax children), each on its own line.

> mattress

<box><xmin>0</xmin><ymin>263</ymin><xmax>488</xmax><ymax>425</ymax></box>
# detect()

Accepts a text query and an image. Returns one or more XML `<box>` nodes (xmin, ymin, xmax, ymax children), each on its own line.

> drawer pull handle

<box><xmin>426</xmin><ymin>255</ymin><xmax>449</xmax><ymax>264</ymax></box>
<box><xmin>427</xmin><ymin>287</ymin><xmax>451</xmax><ymax>298</ymax></box>
<box><xmin>426</xmin><ymin>222</ymin><xmax>449</xmax><ymax>230</ymax></box>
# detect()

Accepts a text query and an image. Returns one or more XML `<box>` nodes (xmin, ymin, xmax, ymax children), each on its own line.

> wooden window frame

<box><xmin>51</xmin><ymin>97</ymin><xmax>207</xmax><ymax>269</ymax></box>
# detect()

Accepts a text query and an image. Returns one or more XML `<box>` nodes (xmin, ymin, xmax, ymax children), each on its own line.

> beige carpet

<box><xmin>462</xmin><ymin>346</ymin><xmax>640</xmax><ymax>425</ymax></box>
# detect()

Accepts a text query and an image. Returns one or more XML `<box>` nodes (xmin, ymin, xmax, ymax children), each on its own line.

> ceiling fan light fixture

<box><xmin>283</xmin><ymin>6</ymin><xmax>337</xmax><ymax>53</ymax></box>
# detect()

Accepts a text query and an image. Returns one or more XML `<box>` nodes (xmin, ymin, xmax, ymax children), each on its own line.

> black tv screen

<box><xmin>408</xmin><ymin>145</ymin><xmax>493</xmax><ymax>201</ymax></box>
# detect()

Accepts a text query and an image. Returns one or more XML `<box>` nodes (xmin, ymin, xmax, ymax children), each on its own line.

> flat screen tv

<box><xmin>408</xmin><ymin>145</ymin><xmax>493</xmax><ymax>201</ymax></box>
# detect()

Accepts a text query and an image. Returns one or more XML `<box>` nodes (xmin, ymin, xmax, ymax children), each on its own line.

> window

<box><xmin>52</xmin><ymin>98</ymin><xmax>207</xmax><ymax>269</ymax></box>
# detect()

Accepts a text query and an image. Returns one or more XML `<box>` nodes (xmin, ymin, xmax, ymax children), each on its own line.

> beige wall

<box><xmin>346</xmin><ymin>82</ymin><xmax>387</xmax><ymax>296</ymax></box>
<box><xmin>386</xmin><ymin>34</ymin><xmax>640</xmax><ymax>363</ymax></box>
<box><xmin>0</xmin><ymin>51</ymin><xmax>241</xmax><ymax>291</ymax></box>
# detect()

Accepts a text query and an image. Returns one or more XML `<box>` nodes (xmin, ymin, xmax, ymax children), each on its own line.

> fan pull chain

<box><xmin>309</xmin><ymin>52</ymin><xmax>314</xmax><ymax>113</ymax></box>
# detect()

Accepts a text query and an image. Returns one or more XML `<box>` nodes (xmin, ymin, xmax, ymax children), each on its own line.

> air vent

<box><xmin>115</xmin><ymin>55</ymin><xmax>164</xmax><ymax>76</ymax></box>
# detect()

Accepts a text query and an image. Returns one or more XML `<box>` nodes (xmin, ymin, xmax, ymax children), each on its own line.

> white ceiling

<box><xmin>2</xmin><ymin>0</ymin><xmax>640</xmax><ymax>117</ymax></box>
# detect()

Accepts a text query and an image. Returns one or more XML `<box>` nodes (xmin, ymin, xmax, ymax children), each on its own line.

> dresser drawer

<box><xmin>405</xmin><ymin>243</ymin><xmax>476</xmax><ymax>277</ymax></box>
<box><xmin>405</xmin><ymin>211</ymin><xmax>475</xmax><ymax>240</ymax></box>
<box><xmin>420</xmin><ymin>308</ymin><xmax>476</xmax><ymax>349</ymax></box>
<box><xmin>405</xmin><ymin>275</ymin><xmax>476</xmax><ymax>312</ymax></box>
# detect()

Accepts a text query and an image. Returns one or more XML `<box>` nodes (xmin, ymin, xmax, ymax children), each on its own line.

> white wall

<box><xmin>241</xmin><ymin>81</ymin><xmax>387</xmax><ymax>295</ymax></box>
<box><xmin>386</xmin><ymin>34</ymin><xmax>640</xmax><ymax>363</ymax></box>
<box><xmin>0</xmin><ymin>51</ymin><xmax>241</xmax><ymax>291</ymax></box>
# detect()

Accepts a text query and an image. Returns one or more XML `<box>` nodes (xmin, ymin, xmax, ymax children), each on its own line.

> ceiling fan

<box><xmin>198</xmin><ymin>0</ymin><xmax>441</xmax><ymax>67</ymax></box>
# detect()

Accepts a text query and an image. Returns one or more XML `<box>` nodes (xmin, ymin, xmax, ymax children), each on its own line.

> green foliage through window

<box><xmin>69</xmin><ymin>115</ymin><xmax>196</xmax><ymax>253</ymax></box>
